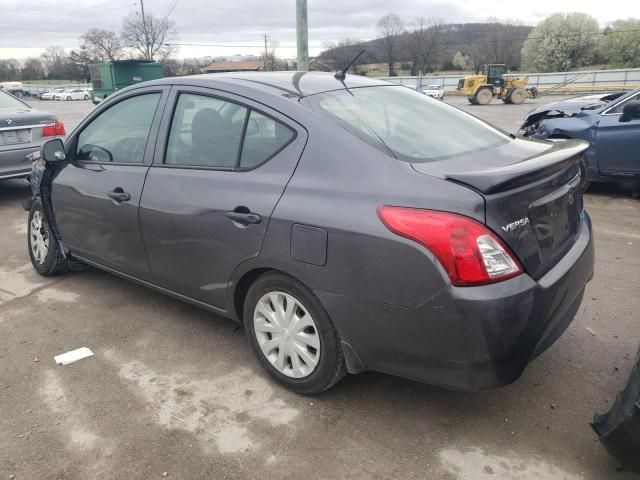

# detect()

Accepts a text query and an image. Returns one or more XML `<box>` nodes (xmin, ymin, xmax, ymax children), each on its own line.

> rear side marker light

<box><xmin>377</xmin><ymin>206</ymin><xmax>523</xmax><ymax>287</ymax></box>
<box><xmin>42</xmin><ymin>120</ymin><xmax>66</xmax><ymax>137</ymax></box>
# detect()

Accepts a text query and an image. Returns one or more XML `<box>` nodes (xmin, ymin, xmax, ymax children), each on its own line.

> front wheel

<box><xmin>28</xmin><ymin>199</ymin><xmax>68</xmax><ymax>276</ymax></box>
<box><xmin>474</xmin><ymin>87</ymin><xmax>493</xmax><ymax>105</ymax></box>
<box><xmin>243</xmin><ymin>272</ymin><xmax>346</xmax><ymax>394</ymax></box>
<box><xmin>84</xmin><ymin>95</ymin><xmax>89</xmax><ymax>100</ymax></box>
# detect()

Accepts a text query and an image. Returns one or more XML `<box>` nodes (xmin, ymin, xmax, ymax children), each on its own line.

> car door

<box><xmin>139</xmin><ymin>86</ymin><xmax>307</xmax><ymax>310</ymax></box>
<box><xmin>52</xmin><ymin>87</ymin><xmax>168</xmax><ymax>277</ymax></box>
<box><xmin>595</xmin><ymin>92</ymin><xmax>640</xmax><ymax>176</ymax></box>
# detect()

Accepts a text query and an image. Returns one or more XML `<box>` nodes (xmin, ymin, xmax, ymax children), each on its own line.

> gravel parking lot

<box><xmin>1</xmin><ymin>94</ymin><xmax>639</xmax><ymax>480</ymax></box>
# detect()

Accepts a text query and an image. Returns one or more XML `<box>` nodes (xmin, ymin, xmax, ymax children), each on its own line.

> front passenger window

<box><xmin>76</xmin><ymin>93</ymin><xmax>160</xmax><ymax>163</ymax></box>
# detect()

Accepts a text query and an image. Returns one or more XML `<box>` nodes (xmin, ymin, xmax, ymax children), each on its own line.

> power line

<box><xmin>164</xmin><ymin>0</ymin><xmax>181</xmax><ymax>18</ymax></box>
<box><xmin>164</xmin><ymin>27</ymin><xmax>640</xmax><ymax>52</ymax></box>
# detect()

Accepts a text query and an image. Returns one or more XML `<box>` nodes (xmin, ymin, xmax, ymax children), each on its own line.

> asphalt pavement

<box><xmin>1</xmin><ymin>94</ymin><xmax>639</xmax><ymax>480</ymax></box>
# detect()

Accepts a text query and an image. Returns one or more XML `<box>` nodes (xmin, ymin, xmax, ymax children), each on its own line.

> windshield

<box><xmin>426</xmin><ymin>85</ymin><xmax>441</xmax><ymax>90</ymax></box>
<box><xmin>0</xmin><ymin>90</ymin><xmax>29</xmax><ymax>109</ymax></box>
<box><xmin>303</xmin><ymin>86</ymin><xmax>509</xmax><ymax>163</ymax></box>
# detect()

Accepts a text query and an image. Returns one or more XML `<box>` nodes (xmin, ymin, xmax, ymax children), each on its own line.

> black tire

<box><xmin>579</xmin><ymin>157</ymin><xmax>590</xmax><ymax>193</ymax></box>
<box><xmin>84</xmin><ymin>95</ymin><xmax>89</xmax><ymax>100</ymax></box>
<box><xmin>27</xmin><ymin>199</ymin><xmax>68</xmax><ymax>276</ymax></box>
<box><xmin>66</xmin><ymin>96</ymin><xmax>71</xmax><ymax>101</ymax></box>
<box><xmin>508</xmin><ymin>87</ymin><xmax>527</xmax><ymax>105</ymax></box>
<box><xmin>474</xmin><ymin>87</ymin><xmax>493</xmax><ymax>105</ymax></box>
<box><xmin>243</xmin><ymin>272</ymin><xmax>346</xmax><ymax>395</ymax></box>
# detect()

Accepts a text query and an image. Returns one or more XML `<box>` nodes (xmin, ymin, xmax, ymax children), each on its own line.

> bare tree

<box><xmin>377</xmin><ymin>12</ymin><xmax>404</xmax><ymax>75</ymax></box>
<box><xmin>483</xmin><ymin>18</ymin><xmax>523</xmax><ymax>69</ymax></box>
<box><xmin>21</xmin><ymin>58</ymin><xmax>45</xmax><ymax>80</ymax></box>
<box><xmin>405</xmin><ymin>18</ymin><xmax>443</xmax><ymax>75</ymax></box>
<box><xmin>40</xmin><ymin>46</ymin><xmax>68</xmax><ymax>78</ymax></box>
<box><xmin>0</xmin><ymin>59</ymin><xmax>21</xmax><ymax>81</ymax></box>
<box><xmin>80</xmin><ymin>28</ymin><xmax>123</xmax><ymax>62</ymax></box>
<box><xmin>264</xmin><ymin>38</ymin><xmax>280</xmax><ymax>71</ymax></box>
<box><xmin>122</xmin><ymin>12</ymin><xmax>176</xmax><ymax>61</ymax></box>
<box><xmin>320</xmin><ymin>38</ymin><xmax>368</xmax><ymax>73</ymax></box>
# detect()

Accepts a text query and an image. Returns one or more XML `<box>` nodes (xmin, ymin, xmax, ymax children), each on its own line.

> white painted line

<box><xmin>54</xmin><ymin>347</ymin><xmax>94</xmax><ymax>366</ymax></box>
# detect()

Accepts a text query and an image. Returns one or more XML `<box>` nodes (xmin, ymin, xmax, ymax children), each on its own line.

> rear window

<box><xmin>302</xmin><ymin>86</ymin><xmax>509</xmax><ymax>163</ymax></box>
<box><xmin>0</xmin><ymin>90</ymin><xmax>29</xmax><ymax>109</ymax></box>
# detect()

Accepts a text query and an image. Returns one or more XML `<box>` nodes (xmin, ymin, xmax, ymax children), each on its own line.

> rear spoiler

<box><xmin>445</xmin><ymin>140</ymin><xmax>589</xmax><ymax>194</ymax></box>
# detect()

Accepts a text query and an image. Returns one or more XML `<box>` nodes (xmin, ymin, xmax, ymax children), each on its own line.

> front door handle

<box><xmin>226</xmin><ymin>208</ymin><xmax>262</xmax><ymax>225</ymax></box>
<box><xmin>107</xmin><ymin>188</ymin><xmax>131</xmax><ymax>203</ymax></box>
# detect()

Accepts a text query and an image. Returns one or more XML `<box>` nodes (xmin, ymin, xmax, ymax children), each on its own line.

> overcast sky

<box><xmin>0</xmin><ymin>0</ymin><xmax>636</xmax><ymax>59</ymax></box>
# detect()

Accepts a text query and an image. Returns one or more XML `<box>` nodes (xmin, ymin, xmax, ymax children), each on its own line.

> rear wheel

<box><xmin>509</xmin><ymin>88</ymin><xmax>527</xmax><ymax>105</ymax></box>
<box><xmin>84</xmin><ymin>95</ymin><xmax>89</xmax><ymax>100</ymax></box>
<box><xmin>28</xmin><ymin>199</ymin><xmax>68</xmax><ymax>276</ymax></box>
<box><xmin>243</xmin><ymin>272</ymin><xmax>346</xmax><ymax>394</ymax></box>
<box><xmin>474</xmin><ymin>87</ymin><xmax>493</xmax><ymax>105</ymax></box>
<box><xmin>66</xmin><ymin>96</ymin><xmax>71</xmax><ymax>101</ymax></box>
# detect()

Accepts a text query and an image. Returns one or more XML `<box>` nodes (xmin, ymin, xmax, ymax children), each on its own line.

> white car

<box><xmin>54</xmin><ymin>89</ymin><xmax>90</xmax><ymax>101</ymax></box>
<box><xmin>40</xmin><ymin>88</ymin><xmax>66</xmax><ymax>100</ymax></box>
<box><xmin>422</xmin><ymin>84</ymin><xmax>445</xmax><ymax>100</ymax></box>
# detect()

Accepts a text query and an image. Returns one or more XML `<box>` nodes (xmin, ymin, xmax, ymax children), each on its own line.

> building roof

<box><xmin>202</xmin><ymin>60</ymin><xmax>264</xmax><ymax>73</ymax></box>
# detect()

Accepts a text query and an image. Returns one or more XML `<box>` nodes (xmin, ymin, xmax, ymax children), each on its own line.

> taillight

<box><xmin>42</xmin><ymin>120</ymin><xmax>65</xmax><ymax>137</ymax></box>
<box><xmin>377</xmin><ymin>206</ymin><xmax>523</xmax><ymax>286</ymax></box>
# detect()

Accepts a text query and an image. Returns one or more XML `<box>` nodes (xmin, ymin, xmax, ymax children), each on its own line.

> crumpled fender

<box><xmin>24</xmin><ymin>150</ymin><xmax>68</xmax><ymax>259</ymax></box>
<box><xmin>592</xmin><ymin>346</ymin><xmax>640</xmax><ymax>474</ymax></box>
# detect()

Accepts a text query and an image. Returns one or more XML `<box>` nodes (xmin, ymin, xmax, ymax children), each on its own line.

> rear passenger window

<box><xmin>240</xmin><ymin>111</ymin><xmax>295</xmax><ymax>168</ymax></box>
<box><xmin>165</xmin><ymin>93</ymin><xmax>247</xmax><ymax>168</ymax></box>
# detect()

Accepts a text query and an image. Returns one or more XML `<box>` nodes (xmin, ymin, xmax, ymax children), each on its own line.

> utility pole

<box><xmin>295</xmin><ymin>0</ymin><xmax>309</xmax><ymax>71</ymax></box>
<box><xmin>139</xmin><ymin>0</ymin><xmax>150</xmax><ymax>60</ymax></box>
<box><xmin>263</xmin><ymin>34</ymin><xmax>268</xmax><ymax>71</ymax></box>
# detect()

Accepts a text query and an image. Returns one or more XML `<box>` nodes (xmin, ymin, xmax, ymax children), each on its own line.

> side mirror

<box><xmin>41</xmin><ymin>139</ymin><xmax>66</xmax><ymax>163</ymax></box>
<box><xmin>620</xmin><ymin>101</ymin><xmax>640</xmax><ymax>123</ymax></box>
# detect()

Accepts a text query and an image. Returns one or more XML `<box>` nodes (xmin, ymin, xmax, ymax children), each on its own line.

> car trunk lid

<box><xmin>412</xmin><ymin>138</ymin><xmax>589</xmax><ymax>279</ymax></box>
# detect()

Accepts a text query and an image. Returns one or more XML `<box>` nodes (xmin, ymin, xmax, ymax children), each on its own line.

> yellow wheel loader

<box><xmin>457</xmin><ymin>64</ymin><xmax>538</xmax><ymax>105</ymax></box>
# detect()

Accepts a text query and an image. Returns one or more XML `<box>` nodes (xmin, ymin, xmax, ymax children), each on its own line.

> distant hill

<box><xmin>319</xmin><ymin>22</ymin><xmax>534</xmax><ymax>74</ymax></box>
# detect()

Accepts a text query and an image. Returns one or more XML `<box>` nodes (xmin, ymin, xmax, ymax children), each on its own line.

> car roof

<box><xmin>147</xmin><ymin>71</ymin><xmax>392</xmax><ymax>98</ymax></box>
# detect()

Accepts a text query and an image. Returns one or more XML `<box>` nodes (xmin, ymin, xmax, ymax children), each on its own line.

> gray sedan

<box><xmin>26</xmin><ymin>72</ymin><xmax>594</xmax><ymax>394</ymax></box>
<box><xmin>0</xmin><ymin>89</ymin><xmax>65</xmax><ymax>180</ymax></box>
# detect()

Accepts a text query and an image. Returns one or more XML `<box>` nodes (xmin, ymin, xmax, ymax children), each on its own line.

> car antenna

<box><xmin>334</xmin><ymin>49</ymin><xmax>366</xmax><ymax>81</ymax></box>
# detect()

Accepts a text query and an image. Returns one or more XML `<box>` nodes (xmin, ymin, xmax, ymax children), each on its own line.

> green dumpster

<box><xmin>89</xmin><ymin>60</ymin><xmax>163</xmax><ymax>104</ymax></box>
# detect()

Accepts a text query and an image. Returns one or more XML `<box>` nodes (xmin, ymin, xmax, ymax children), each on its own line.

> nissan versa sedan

<box><xmin>519</xmin><ymin>88</ymin><xmax>640</xmax><ymax>191</ymax></box>
<box><xmin>0</xmin><ymin>89</ymin><xmax>65</xmax><ymax>181</ymax></box>
<box><xmin>26</xmin><ymin>72</ymin><xmax>594</xmax><ymax>394</ymax></box>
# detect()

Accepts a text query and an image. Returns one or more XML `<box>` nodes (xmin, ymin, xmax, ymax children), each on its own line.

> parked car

<box><xmin>519</xmin><ymin>89</ymin><xmax>640</xmax><ymax>191</ymax></box>
<box><xmin>26</xmin><ymin>72</ymin><xmax>594</xmax><ymax>394</ymax></box>
<box><xmin>0</xmin><ymin>89</ymin><xmax>65</xmax><ymax>180</ymax></box>
<box><xmin>41</xmin><ymin>88</ymin><xmax>66</xmax><ymax>100</ymax></box>
<box><xmin>54</xmin><ymin>89</ymin><xmax>90</xmax><ymax>101</ymax></box>
<box><xmin>422</xmin><ymin>84</ymin><xmax>444</xmax><ymax>100</ymax></box>
<box><xmin>0</xmin><ymin>81</ymin><xmax>25</xmax><ymax>98</ymax></box>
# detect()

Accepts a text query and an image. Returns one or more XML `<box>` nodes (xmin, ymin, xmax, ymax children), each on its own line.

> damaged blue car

<box><xmin>519</xmin><ymin>89</ymin><xmax>640</xmax><ymax>191</ymax></box>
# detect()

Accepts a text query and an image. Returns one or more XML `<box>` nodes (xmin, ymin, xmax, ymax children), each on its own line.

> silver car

<box><xmin>0</xmin><ymin>89</ymin><xmax>65</xmax><ymax>180</ymax></box>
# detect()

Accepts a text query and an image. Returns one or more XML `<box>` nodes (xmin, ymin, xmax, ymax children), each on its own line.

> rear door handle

<box><xmin>226</xmin><ymin>209</ymin><xmax>262</xmax><ymax>225</ymax></box>
<box><xmin>107</xmin><ymin>188</ymin><xmax>131</xmax><ymax>203</ymax></box>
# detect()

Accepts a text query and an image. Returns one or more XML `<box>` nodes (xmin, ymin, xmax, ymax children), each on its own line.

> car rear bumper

<box><xmin>0</xmin><ymin>144</ymin><xmax>39</xmax><ymax>180</ymax></box>
<box><xmin>319</xmin><ymin>212</ymin><xmax>595</xmax><ymax>391</ymax></box>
